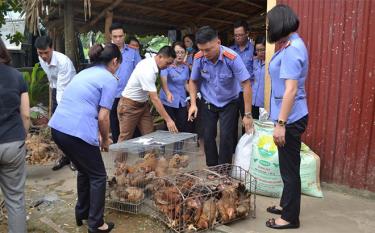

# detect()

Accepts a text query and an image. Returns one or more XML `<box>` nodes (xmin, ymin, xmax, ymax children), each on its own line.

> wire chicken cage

<box><xmin>103</xmin><ymin>131</ymin><xmax>199</xmax><ymax>214</ymax></box>
<box><xmin>144</xmin><ymin>164</ymin><xmax>257</xmax><ymax>232</ymax></box>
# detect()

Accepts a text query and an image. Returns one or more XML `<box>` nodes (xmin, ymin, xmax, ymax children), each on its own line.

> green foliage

<box><xmin>0</xmin><ymin>0</ymin><xmax>24</xmax><ymax>45</ymax></box>
<box><xmin>5</xmin><ymin>30</ymin><xmax>24</xmax><ymax>45</ymax></box>
<box><xmin>21</xmin><ymin>63</ymin><xmax>49</xmax><ymax>107</ymax></box>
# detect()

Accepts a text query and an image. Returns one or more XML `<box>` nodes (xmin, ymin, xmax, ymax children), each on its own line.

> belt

<box><xmin>123</xmin><ymin>97</ymin><xmax>147</xmax><ymax>107</ymax></box>
<box><xmin>204</xmin><ymin>99</ymin><xmax>238</xmax><ymax>112</ymax></box>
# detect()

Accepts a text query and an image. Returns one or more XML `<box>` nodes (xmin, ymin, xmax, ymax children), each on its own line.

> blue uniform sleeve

<box><xmin>160</xmin><ymin>68</ymin><xmax>168</xmax><ymax>78</ymax></box>
<box><xmin>99</xmin><ymin>78</ymin><xmax>117</xmax><ymax>110</ymax></box>
<box><xmin>280</xmin><ymin>46</ymin><xmax>304</xmax><ymax>80</ymax></box>
<box><xmin>190</xmin><ymin>58</ymin><xmax>201</xmax><ymax>81</ymax></box>
<box><xmin>134</xmin><ymin>50</ymin><xmax>142</xmax><ymax>66</ymax></box>
<box><xmin>231</xmin><ymin>55</ymin><xmax>250</xmax><ymax>83</ymax></box>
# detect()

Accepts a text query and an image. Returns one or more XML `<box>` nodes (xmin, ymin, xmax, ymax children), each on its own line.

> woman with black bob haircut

<box><xmin>49</xmin><ymin>43</ymin><xmax>122</xmax><ymax>233</ymax></box>
<box><xmin>265</xmin><ymin>5</ymin><xmax>309</xmax><ymax>230</ymax></box>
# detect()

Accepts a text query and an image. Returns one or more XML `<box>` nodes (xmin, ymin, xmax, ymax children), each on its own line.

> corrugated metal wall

<box><xmin>277</xmin><ymin>0</ymin><xmax>375</xmax><ymax>192</ymax></box>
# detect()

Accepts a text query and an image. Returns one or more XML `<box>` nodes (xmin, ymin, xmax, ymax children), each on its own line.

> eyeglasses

<box><xmin>256</xmin><ymin>48</ymin><xmax>265</xmax><ymax>52</ymax></box>
<box><xmin>175</xmin><ymin>51</ymin><xmax>186</xmax><ymax>55</ymax></box>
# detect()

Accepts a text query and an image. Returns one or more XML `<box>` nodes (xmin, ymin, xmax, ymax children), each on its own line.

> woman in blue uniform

<box><xmin>265</xmin><ymin>5</ymin><xmax>309</xmax><ymax>229</ymax></box>
<box><xmin>251</xmin><ymin>35</ymin><xmax>266</xmax><ymax>119</ymax></box>
<box><xmin>49</xmin><ymin>43</ymin><xmax>121</xmax><ymax>233</ymax></box>
<box><xmin>160</xmin><ymin>41</ymin><xmax>190</xmax><ymax>133</ymax></box>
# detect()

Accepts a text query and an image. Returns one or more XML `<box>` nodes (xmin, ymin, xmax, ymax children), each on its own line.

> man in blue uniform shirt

<box><xmin>188</xmin><ymin>26</ymin><xmax>254</xmax><ymax>166</ymax></box>
<box><xmin>230</xmin><ymin>20</ymin><xmax>255</xmax><ymax>146</ymax></box>
<box><xmin>109</xmin><ymin>23</ymin><xmax>141</xmax><ymax>143</ymax></box>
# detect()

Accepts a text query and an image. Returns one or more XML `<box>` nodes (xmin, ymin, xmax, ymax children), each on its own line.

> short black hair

<box><xmin>157</xmin><ymin>45</ymin><xmax>176</xmax><ymax>58</ymax></box>
<box><xmin>195</xmin><ymin>26</ymin><xmax>218</xmax><ymax>44</ymax></box>
<box><xmin>126</xmin><ymin>36</ymin><xmax>140</xmax><ymax>46</ymax></box>
<box><xmin>255</xmin><ymin>34</ymin><xmax>266</xmax><ymax>46</ymax></box>
<box><xmin>34</xmin><ymin>36</ymin><xmax>53</xmax><ymax>49</ymax></box>
<box><xmin>110</xmin><ymin>22</ymin><xmax>125</xmax><ymax>34</ymax></box>
<box><xmin>267</xmin><ymin>4</ymin><xmax>299</xmax><ymax>43</ymax></box>
<box><xmin>233</xmin><ymin>20</ymin><xmax>249</xmax><ymax>32</ymax></box>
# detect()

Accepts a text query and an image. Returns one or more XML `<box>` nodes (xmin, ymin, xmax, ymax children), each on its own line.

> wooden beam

<box><xmin>104</xmin><ymin>10</ymin><xmax>113</xmax><ymax>43</ymax></box>
<box><xmin>87</xmin><ymin>0</ymin><xmax>123</xmax><ymax>26</ymax></box>
<box><xmin>264</xmin><ymin>0</ymin><xmax>277</xmax><ymax>112</ymax></box>
<box><xmin>120</xmin><ymin>2</ymin><xmax>233</xmax><ymax>24</ymax></box>
<box><xmin>236</xmin><ymin>0</ymin><xmax>264</xmax><ymax>9</ymax></box>
<box><xmin>180</xmin><ymin>0</ymin><xmax>248</xmax><ymax>18</ymax></box>
<box><xmin>195</xmin><ymin>1</ymin><xmax>227</xmax><ymax>22</ymax></box>
<box><xmin>76</xmin><ymin>9</ymin><xmax>178</xmax><ymax>33</ymax></box>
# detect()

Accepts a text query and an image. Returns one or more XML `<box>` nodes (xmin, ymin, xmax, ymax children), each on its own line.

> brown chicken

<box><xmin>169</xmin><ymin>154</ymin><xmax>189</xmax><ymax>169</ymax></box>
<box><xmin>216</xmin><ymin>186</ymin><xmax>238</xmax><ymax>223</ymax></box>
<box><xmin>126</xmin><ymin>187</ymin><xmax>144</xmax><ymax>202</ymax></box>
<box><xmin>196</xmin><ymin>198</ymin><xmax>217</xmax><ymax>229</ymax></box>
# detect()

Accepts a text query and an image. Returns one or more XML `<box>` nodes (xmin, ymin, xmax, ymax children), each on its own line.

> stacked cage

<box><xmin>103</xmin><ymin>131</ymin><xmax>199</xmax><ymax>214</ymax></box>
<box><xmin>145</xmin><ymin>164</ymin><xmax>257</xmax><ymax>232</ymax></box>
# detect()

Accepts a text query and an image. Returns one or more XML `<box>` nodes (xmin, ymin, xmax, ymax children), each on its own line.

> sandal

<box><xmin>266</xmin><ymin>205</ymin><xmax>282</xmax><ymax>215</ymax></box>
<box><xmin>266</xmin><ymin>218</ymin><xmax>300</xmax><ymax>229</ymax></box>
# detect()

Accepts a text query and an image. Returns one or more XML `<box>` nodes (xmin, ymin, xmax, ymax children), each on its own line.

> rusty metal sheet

<box><xmin>277</xmin><ymin>0</ymin><xmax>375</xmax><ymax>192</ymax></box>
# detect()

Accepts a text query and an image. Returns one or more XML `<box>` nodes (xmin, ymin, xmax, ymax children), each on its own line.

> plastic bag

<box><xmin>233</xmin><ymin>133</ymin><xmax>254</xmax><ymax>173</ymax></box>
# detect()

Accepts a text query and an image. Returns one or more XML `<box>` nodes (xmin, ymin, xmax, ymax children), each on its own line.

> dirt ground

<box><xmin>0</xmin><ymin>155</ymin><xmax>374</xmax><ymax>233</ymax></box>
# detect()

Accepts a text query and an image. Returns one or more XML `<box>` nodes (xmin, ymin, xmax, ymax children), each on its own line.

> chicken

<box><xmin>216</xmin><ymin>186</ymin><xmax>238</xmax><ymax>223</ymax></box>
<box><xmin>169</xmin><ymin>154</ymin><xmax>190</xmax><ymax>169</ymax></box>
<box><xmin>137</xmin><ymin>152</ymin><xmax>158</xmax><ymax>172</ymax></box>
<box><xmin>126</xmin><ymin>187</ymin><xmax>144</xmax><ymax>202</ymax></box>
<box><xmin>196</xmin><ymin>198</ymin><xmax>217</xmax><ymax>229</ymax></box>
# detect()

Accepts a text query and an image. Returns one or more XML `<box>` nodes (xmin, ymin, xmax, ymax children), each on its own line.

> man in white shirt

<box><xmin>117</xmin><ymin>46</ymin><xmax>178</xmax><ymax>142</ymax></box>
<box><xmin>35</xmin><ymin>35</ymin><xmax>76</xmax><ymax>171</ymax></box>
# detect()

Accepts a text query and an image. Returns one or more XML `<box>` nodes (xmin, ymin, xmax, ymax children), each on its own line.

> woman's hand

<box><xmin>273</xmin><ymin>124</ymin><xmax>286</xmax><ymax>147</ymax></box>
<box><xmin>166</xmin><ymin>91</ymin><xmax>174</xmax><ymax>103</ymax></box>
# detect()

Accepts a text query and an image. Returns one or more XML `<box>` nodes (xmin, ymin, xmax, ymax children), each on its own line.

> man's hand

<box><xmin>100</xmin><ymin>137</ymin><xmax>112</xmax><ymax>152</ymax></box>
<box><xmin>242</xmin><ymin>116</ymin><xmax>254</xmax><ymax>134</ymax></box>
<box><xmin>166</xmin><ymin>91</ymin><xmax>174</xmax><ymax>103</ymax></box>
<box><xmin>166</xmin><ymin>120</ymin><xmax>178</xmax><ymax>133</ymax></box>
<box><xmin>188</xmin><ymin>104</ymin><xmax>198</xmax><ymax>121</ymax></box>
<box><xmin>273</xmin><ymin>124</ymin><xmax>286</xmax><ymax>147</ymax></box>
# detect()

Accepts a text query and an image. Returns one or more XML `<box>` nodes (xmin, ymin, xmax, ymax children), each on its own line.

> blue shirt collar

<box><xmin>233</xmin><ymin>40</ymin><xmax>251</xmax><ymax>51</ymax></box>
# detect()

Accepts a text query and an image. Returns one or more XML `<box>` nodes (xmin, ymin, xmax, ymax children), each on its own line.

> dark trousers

<box><xmin>110</xmin><ymin>98</ymin><xmax>121</xmax><ymax>143</ymax></box>
<box><xmin>51</xmin><ymin>88</ymin><xmax>70</xmax><ymax>163</ymax></box>
<box><xmin>201</xmin><ymin>100</ymin><xmax>239</xmax><ymax>166</ymax></box>
<box><xmin>164</xmin><ymin>104</ymin><xmax>189</xmax><ymax>153</ymax></box>
<box><xmin>278</xmin><ymin>115</ymin><xmax>308</xmax><ymax>223</ymax></box>
<box><xmin>51</xmin><ymin>129</ymin><xmax>106</xmax><ymax>230</ymax></box>
<box><xmin>163</xmin><ymin>105</ymin><xmax>188</xmax><ymax>132</ymax></box>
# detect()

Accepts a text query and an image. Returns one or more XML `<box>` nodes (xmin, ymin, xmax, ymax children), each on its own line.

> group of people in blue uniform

<box><xmin>0</xmin><ymin>4</ymin><xmax>309</xmax><ymax>233</ymax></box>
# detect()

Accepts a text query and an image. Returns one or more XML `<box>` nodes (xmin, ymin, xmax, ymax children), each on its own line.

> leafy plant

<box><xmin>21</xmin><ymin>63</ymin><xmax>49</xmax><ymax>107</ymax></box>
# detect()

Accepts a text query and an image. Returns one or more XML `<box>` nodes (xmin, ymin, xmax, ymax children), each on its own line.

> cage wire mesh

<box><xmin>103</xmin><ymin>131</ymin><xmax>199</xmax><ymax>214</ymax></box>
<box><xmin>144</xmin><ymin>164</ymin><xmax>257</xmax><ymax>233</ymax></box>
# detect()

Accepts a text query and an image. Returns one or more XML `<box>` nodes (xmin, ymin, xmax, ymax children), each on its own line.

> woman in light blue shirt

<box><xmin>265</xmin><ymin>5</ymin><xmax>309</xmax><ymax>230</ymax></box>
<box><xmin>251</xmin><ymin>35</ymin><xmax>266</xmax><ymax>119</ymax></box>
<box><xmin>49</xmin><ymin>43</ymin><xmax>121</xmax><ymax>233</ymax></box>
<box><xmin>160</xmin><ymin>41</ymin><xmax>190</xmax><ymax>132</ymax></box>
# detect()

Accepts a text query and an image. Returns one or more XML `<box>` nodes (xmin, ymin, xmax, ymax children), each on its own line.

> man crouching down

<box><xmin>117</xmin><ymin>46</ymin><xmax>178</xmax><ymax>142</ymax></box>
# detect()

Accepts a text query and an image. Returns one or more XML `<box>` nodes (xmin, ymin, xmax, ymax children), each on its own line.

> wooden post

<box><xmin>264</xmin><ymin>0</ymin><xmax>277</xmax><ymax>112</ymax></box>
<box><xmin>105</xmin><ymin>10</ymin><xmax>113</xmax><ymax>43</ymax></box>
<box><xmin>64</xmin><ymin>0</ymin><xmax>76</xmax><ymax>65</ymax></box>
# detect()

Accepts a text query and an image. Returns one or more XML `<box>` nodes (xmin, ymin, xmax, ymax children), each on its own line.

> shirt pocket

<box><xmin>219</xmin><ymin>73</ymin><xmax>234</xmax><ymax>85</ymax></box>
<box><xmin>200</xmin><ymin>71</ymin><xmax>211</xmax><ymax>82</ymax></box>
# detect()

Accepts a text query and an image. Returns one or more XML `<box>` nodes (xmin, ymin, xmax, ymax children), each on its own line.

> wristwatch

<box><xmin>277</xmin><ymin>119</ymin><xmax>286</xmax><ymax>127</ymax></box>
<box><xmin>244</xmin><ymin>112</ymin><xmax>252</xmax><ymax>119</ymax></box>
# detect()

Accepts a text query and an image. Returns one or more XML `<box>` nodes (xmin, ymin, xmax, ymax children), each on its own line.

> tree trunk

<box><xmin>64</xmin><ymin>0</ymin><xmax>76</xmax><ymax>66</ymax></box>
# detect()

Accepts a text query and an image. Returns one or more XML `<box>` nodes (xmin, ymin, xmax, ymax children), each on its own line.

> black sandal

<box><xmin>266</xmin><ymin>205</ymin><xmax>282</xmax><ymax>215</ymax></box>
<box><xmin>266</xmin><ymin>218</ymin><xmax>300</xmax><ymax>229</ymax></box>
